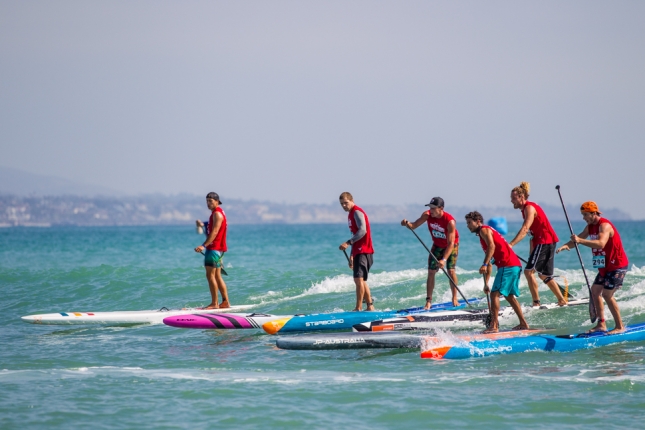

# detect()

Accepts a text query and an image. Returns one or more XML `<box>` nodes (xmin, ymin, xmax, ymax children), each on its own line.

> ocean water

<box><xmin>2</xmin><ymin>221</ymin><xmax>645</xmax><ymax>429</ymax></box>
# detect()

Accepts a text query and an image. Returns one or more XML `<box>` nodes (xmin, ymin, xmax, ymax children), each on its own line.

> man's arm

<box><xmin>401</xmin><ymin>212</ymin><xmax>430</xmax><ymax>229</ymax></box>
<box><xmin>508</xmin><ymin>205</ymin><xmax>535</xmax><ymax>247</ymax></box>
<box><xmin>479</xmin><ymin>228</ymin><xmax>495</xmax><ymax>271</ymax></box>
<box><xmin>557</xmin><ymin>226</ymin><xmax>590</xmax><ymax>253</ymax></box>
<box><xmin>574</xmin><ymin>223</ymin><xmax>611</xmax><ymax>250</ymax></box>
<box><xmin>198</xmin><ymin>212</ymin><xmax>223</xmax><ymax>250</ymax></box>
<box><xmin>349</xmin><ymin>210</ymin><xmax>367</xmax><ymax>244</ymax></box>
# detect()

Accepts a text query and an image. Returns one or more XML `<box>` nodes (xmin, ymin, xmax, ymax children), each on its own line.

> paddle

<box><xmin>405</xmin><ymin>226</ymin><xmax>471</xmax><ymax>307</ymax></box>
<box><xmin>342</xmin><ymin>248</ymin><xmax>351</xmax><ymax>264</ymax></box>
<box><xmin>200</xmin><ymin>251</ymin><xmax>228</xmax><ymax>276</ymax></box>
<box><xmin>483</xmin><ymin>274</ymin><xmax>492</xmax><ymax>328</ymax></box>
<box><xmin>555</xmin><ymin>185</ymin><xmax>597</xmax><ymax>323</ymax></box>
<box><xmin>514</xmin><ymin>254</ymin><xmax>568</xmax><ymax>297</ymax></box>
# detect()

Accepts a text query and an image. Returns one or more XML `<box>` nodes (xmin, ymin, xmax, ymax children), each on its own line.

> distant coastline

<box><xmin>0</xmin><ymin>194</ymin><xmax>633</xmax><ymax>227</ymax></box>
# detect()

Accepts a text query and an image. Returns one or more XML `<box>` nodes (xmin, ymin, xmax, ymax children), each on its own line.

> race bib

<box><xmin>592</xmin><ymin>255</ymin><xmax>605</xmax><ymax>269</ymax></box>
<box><xmin>432</xmin><ymin>230</ymin><xmax>446</xmax><ymax>240</ymax></box>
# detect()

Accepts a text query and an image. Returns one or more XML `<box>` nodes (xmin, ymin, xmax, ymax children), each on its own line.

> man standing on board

<box><xmin>466</xmin><ymin>211</ymin><xmax>529</xmax><ymax>332</ymax></box>
<box><xmin>557</xmin><ymin>201</ymin><xmax>629</xmax><ymax>334</ymax></box>
<box><xmin>338</xmin><ymin>192</ymin><xmax>375</xmax><ymax>311</ymax></box>
<box><xmin>508</xmin><ymin>181</ymin><xmax>568</xmax><ymax>307</ymax></box>
<box><xmin>401</xmin><ymin>197</ymin><xmax>460</xmax><ymax>309</ymax></box>
<box><xmin>194</xmin><ymin>192</ymin><xmax>230</xmax><ymax>309</ymax></box>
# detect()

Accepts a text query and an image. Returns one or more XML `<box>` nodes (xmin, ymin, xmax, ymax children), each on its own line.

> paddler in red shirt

<box><xmin>557</xmin><ymin>201</ymin><xmax>629</xmax><ymax>334</ymax></box>
<box><xmin>194</xmin><ymin>192</ymin><xmax>230</xmax><ymax>309</ymax></box>
<box><xmin>508</xmin><ymin>181</ymin><xmax>568</xmax><ymax>307</ymax></box>
<box><xmin>465</xmin><ymin>211</ymin><xmax>529</xmax><ymax>332</ymax></box>
<box><xmin>401</xmin><ymin>197</ymin><xmax>460</xmax><ymax>309</ymax></box>
<box><xmin>338</xmin><ymin>192</ymin><xmax>375</xmax><ymax>312</ymax></box>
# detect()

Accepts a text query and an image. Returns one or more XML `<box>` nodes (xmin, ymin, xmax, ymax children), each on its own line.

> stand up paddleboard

<box><xmin>164</xmin><ymin>312</ymin><xmax>290</xmax><ymax>330</ymax></box>
<box><xmin>276</xmin><ymin>328</ymin><xmax>551</xmax><ymax>350</ymax></box>
<box><xmin>421</xmin><ymin>321</ymin><xmax>645</xmax><ymax>359</ymax></box>
<box><xmin>261</xmin><ymin>297</ymin><xmax>482</xmax><ymax>335</ymax></box>
<box><xmin>21</xmin><ymin>304</ymin><xmax>255</xmax><ymax>325</ymax></box>
<box><xmin>354</xmin><ymin>299</ymin><xmax>589</xmax><ymax>332</ymax></box>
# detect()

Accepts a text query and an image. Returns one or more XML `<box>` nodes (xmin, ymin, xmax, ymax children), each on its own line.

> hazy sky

<box><xmin>1</xmin><ymin>1</ymin><xmax>644</xmax><ymax>217</ymax></box>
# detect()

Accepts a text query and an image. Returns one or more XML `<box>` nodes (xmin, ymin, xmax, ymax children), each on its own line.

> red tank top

<box><xmin>522</xmin><ymin>201</ymin><xmax>559</xmax><ymax>245</ymax></box>
<box><xmin>479</xmin><ymin>226</ymin><xmax>521</xmax><ymax>268</ymax></box>
<box><xmin>426</xmin><ymin>211</ymin><xmax>459</xmax><ymax>248</ymax></box>
<box><xmin>348</xmin><ymin>205</ymin><xmax>374</xmax><ymax>256</ymax></box>
<box><xmin>587</xmin><ymin>218</ymin><xmax>628</xmax><ymax>273</ymax></box>
<box><xmin>207</xmin><ymin>206</ymin><xmax>227</xmax><ymax>252</ymax></box>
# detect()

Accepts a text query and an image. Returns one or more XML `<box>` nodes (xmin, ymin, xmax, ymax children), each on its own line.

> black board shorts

<box><xmin>353</xmin><ymin>253</ymin><xmax>373</xmax><ymax>280</ymax></box>
<box><xmin>593</xmin><ymin>267</ymin><xmax>628</xmax><ymax>290</ymax></box>
<box><xmin>524</xmin><ymin>243</ymin><xmax>556</xmax><ymax>277</ymax></box>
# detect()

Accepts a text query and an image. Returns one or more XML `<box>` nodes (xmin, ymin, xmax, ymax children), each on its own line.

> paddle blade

<box><xmin>589</xmin><ymin>300</ymin><xmax>598</xmax><ymax>324</ymax></box>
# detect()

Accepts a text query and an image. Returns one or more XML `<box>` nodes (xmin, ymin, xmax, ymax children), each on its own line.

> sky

<box><xmin>1</xmin><ymin>1</ymin><xmax>644</xmax><ymax>217</ymax></box>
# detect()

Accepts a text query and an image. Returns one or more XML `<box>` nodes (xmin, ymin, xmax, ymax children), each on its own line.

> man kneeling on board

<box><xmin>557</xmin><ymin>201</ymin><xmax>629</xmax><ymax>334</ymax></box>
<box><xmin>465</xmin><ymin>211</ymin><xmax>529</xmax><ymax>333</ymax></box>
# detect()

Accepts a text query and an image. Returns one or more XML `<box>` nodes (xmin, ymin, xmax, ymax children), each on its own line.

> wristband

<box><xmin>481</xmin><ymin>263</ymin><xmax>488</xmax><ymax>267</ymax></box>
<box><xmin>202</xmin><ymin>243</ymin><xmax>208</xmax><ymax>248</ymax></box>
<box><xmin>346</xmin><ymin>240</ymin><xmax>352</xmax><ymax>245</ymax></box>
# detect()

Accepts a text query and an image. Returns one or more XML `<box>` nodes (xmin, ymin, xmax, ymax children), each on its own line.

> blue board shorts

<box><xmin>492</xmin><ymin>266</ymin><xmax>521</xmax><ymax>297</ymax></box>
<box><xmin>204</xmin><ymin>249</ymin><xmax>224</xmax><ymax>268</ymax></box>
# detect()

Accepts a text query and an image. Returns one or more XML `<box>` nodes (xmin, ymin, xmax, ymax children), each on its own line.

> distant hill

<box><xmin>0</xmin><ymin>166</ymin><xmax>120</xmax><ymax>196</ymax></box>
<box><xmin>0</xmin><ymin>194</ymin><xmax>632</xmax><ymax>227</ymax></box>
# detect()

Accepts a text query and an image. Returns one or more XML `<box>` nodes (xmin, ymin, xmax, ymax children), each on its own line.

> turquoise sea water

<box><xmin>2</xmin><ymin>221</ymin><xmax>645</xmax><ymax>429</ymax></box>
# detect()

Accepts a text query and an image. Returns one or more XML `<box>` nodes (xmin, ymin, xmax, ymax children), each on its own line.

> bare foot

<box><xmin>586</xmin><ymin>323</ymin><xmax>607</xmax><ymax>333</ymax></box>
<box><xmin>219</xmin><ymin>300</ymin><xmax>231</xmax><ymax>308</ymax></box>
<box><xmin>512</xmin><ymin>324</ymin><xmax>530</xmax><ymax>330</ymax></box>
<box><xmin>607</xmin><ymin>327</ymin><xmax>626</xmax><ymax>335</ymax></box>
<box><xmin>352</xmin><ymin>308</ymin><xmax>361</xmax><ymax>312</ymax></box>
<box><xmin>204</xmin><ymin>304</ymin><xmax>219</xmax><ymax>310</ymax></box>
<box><xmin>557</xmin><ymin>301</ymin><xmax>568</xmax><ymax>307</ymax></box>
<box><xmin>452</xmin><ymin>301</ymin><xmax>459</xmax><ymax>307</ymax></box>
<box><xmin>482</xmin><ymin>327</ymin><xmax>499</xmax><ymax>334</ymax></box>
<box><xmin>366</xmin><ymin>305</ymin><xmax>375</xmax><ymax>311</ymax></box>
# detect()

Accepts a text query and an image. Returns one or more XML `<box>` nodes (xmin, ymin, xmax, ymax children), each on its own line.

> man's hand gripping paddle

<box><xmin>556</xmin><ymin>185</ymin><xmax>597</xmax><ymax>323</ymax></box>
<box><xmin>405</xmin><ymin>226</ymin><xmax>471</xmax><ymax>307</ymax></box>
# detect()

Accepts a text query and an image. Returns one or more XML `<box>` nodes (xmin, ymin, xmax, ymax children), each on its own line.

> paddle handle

<box><xmin>555</xmin><ymin>185</ymin><xmax>597</xmax><ymax>322</ymax></box>
<box><xmin>406</xmin><ymin>226</ymin><xmax>471</xmax><ymax>306</ymax></box>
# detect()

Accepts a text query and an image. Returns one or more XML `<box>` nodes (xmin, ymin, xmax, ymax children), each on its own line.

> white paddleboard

<box><xmin>21</xmin><ymin>304</ymin><xmax>256</xmax><ymax>325</ymax></box>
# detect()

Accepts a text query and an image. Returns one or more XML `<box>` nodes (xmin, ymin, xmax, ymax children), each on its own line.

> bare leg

<box><xmin>539</xmin><ymin>274</ymin><xmax>567</xmax><ymax>305</ymax></box>
<box><xmin>448</xmin><ymin>269</ymin><xmax>459</xmax><ymax>307</ymax></box>
<box><xmin>602</xmin><ymin>289</ymin><xmax>624</xmax><ymax>334</ymax></box>
<box><xmin>588</xmin><ymin>284</ymin><xmax>607</xmax><ymax>332</ymax></box>
<box><xmin>353</xmin><ymin>278</ymin><xmax>365</xmax><ymax>311</ymax></box>
<box><xmin>214</xmin><ymin>267</ymin><xmax>230</xmax><ymax>308</ymax></box>
<box><xmin>483</xmin><ymin>291</ymin><xmax>501</xmax><ymax>333</ymax></box>
<box><xmin>524</xmin><ymin>269</ymin><xmax>540</xmax><ymax>305</ymax></box>
<box><xmin>425</xmin><ymin>270</ymin><xmax>437</xmax><ymax>310</ymax></box>
<box><xmin>506</xmin><ymin>295</ymin><xmax>529</xmax><ymax>330</ymax></box>
<box><xmin>363</xmin><ymin>280</ymin><xmax>374</xmax><ymax>311</ymax></box>
<box><xmin>204</xmin><ymin>266</ymin><xmax>219</xmax><ymax>309</ymax></box>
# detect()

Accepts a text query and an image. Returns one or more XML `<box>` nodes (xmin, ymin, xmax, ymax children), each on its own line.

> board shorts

<box><xmin>492</xmin><ymin>266</ymin><xmax>521</xmax><ymax>297</ymax></box>
<box><xmin>353</xmin><ymin>253</ymin><xmax>373</xmax><ymax>280</ymax></box>
<box><xmin>429</xmin><ymin>244</ymin><xmax>459</xmax><ymax>271</ymax></box>
<box><xmin>204</xmin><ymin>249</ymin><xmax>224</xmax><ymax>268</ymax></box>
<box><xmin>593</xmin><ymin>266</ymin><xmax>628</xmax><ymax>290</ymax></box>
<box><xmin>525</xmin><ymin>243</ymin><xmax>556</xmax><ymax>277</ymax></box>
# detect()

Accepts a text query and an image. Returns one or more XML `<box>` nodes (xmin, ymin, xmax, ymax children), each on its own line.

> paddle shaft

<box><xmin>555</xmin><ymin>185</ymin><xmax>597</xmax><ymax>322</ymax></box>
<box><xmin>483</xmin><ymin>274</ymin><xmax>492</xmax><ymax>328</ymax></box>
<box><xmin>406</xmin><ymin>226</ymin><xmax>471</xmax><ymax>306</ymax></box>
<box><xmin>342</xmin><ymin>248</ymin><xmax>351</xmax><ymax>263</ymax></box>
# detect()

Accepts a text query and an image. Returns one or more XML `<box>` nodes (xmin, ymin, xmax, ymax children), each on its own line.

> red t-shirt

<box><xmin>587</xmin><ymin>218</ymin><xmax>628</xmax><ymax>274</ymax></box>
<box><xmin>426</xmin><ymin>211</ymin><xmax>459</xmax><ymax>248</ymax></box>
<box><xmin>348</xmin><ymin>205</ymin><xmax>374</xmax><ymax>256</ymax></box>
<box><xmin>522</xmin><ymin>201</ymin><xmax>559</xmax><ymax>245</ymax></box>
<box><xmin>207</xmin><ymin>206</ymin><xmax>227</xmax><ymax>252</ymax></box>
<box><xmin>479</xmin><ymin>226</ymin><xmax>521</xmax><ymax>268</ymax></box>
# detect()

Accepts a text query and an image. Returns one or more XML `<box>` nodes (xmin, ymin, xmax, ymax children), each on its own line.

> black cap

<box><xmin>206</xmin><ymin>192</ymin><xmax>222</xmax><ymax>204</ymax></box>
<box><xmin>425</xmin><ymin>197</ymin><xmax>444</xmax><ymax>208</ymax></box>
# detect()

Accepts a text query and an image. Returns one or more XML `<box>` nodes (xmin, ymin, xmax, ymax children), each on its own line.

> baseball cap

<box><xmin>206</xmin><ymin>192</ymin><xmax>222</xmax><ymax>204</ymax></box>
<box><xmin>425</xmin><ymin>197</ymin><xmax>445</xmax><ymax>208</ymax></box>
<box><xmin>580</xmin><ymin>201</ymin><xmax>601</xmax><ymax>214</ymax></box>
